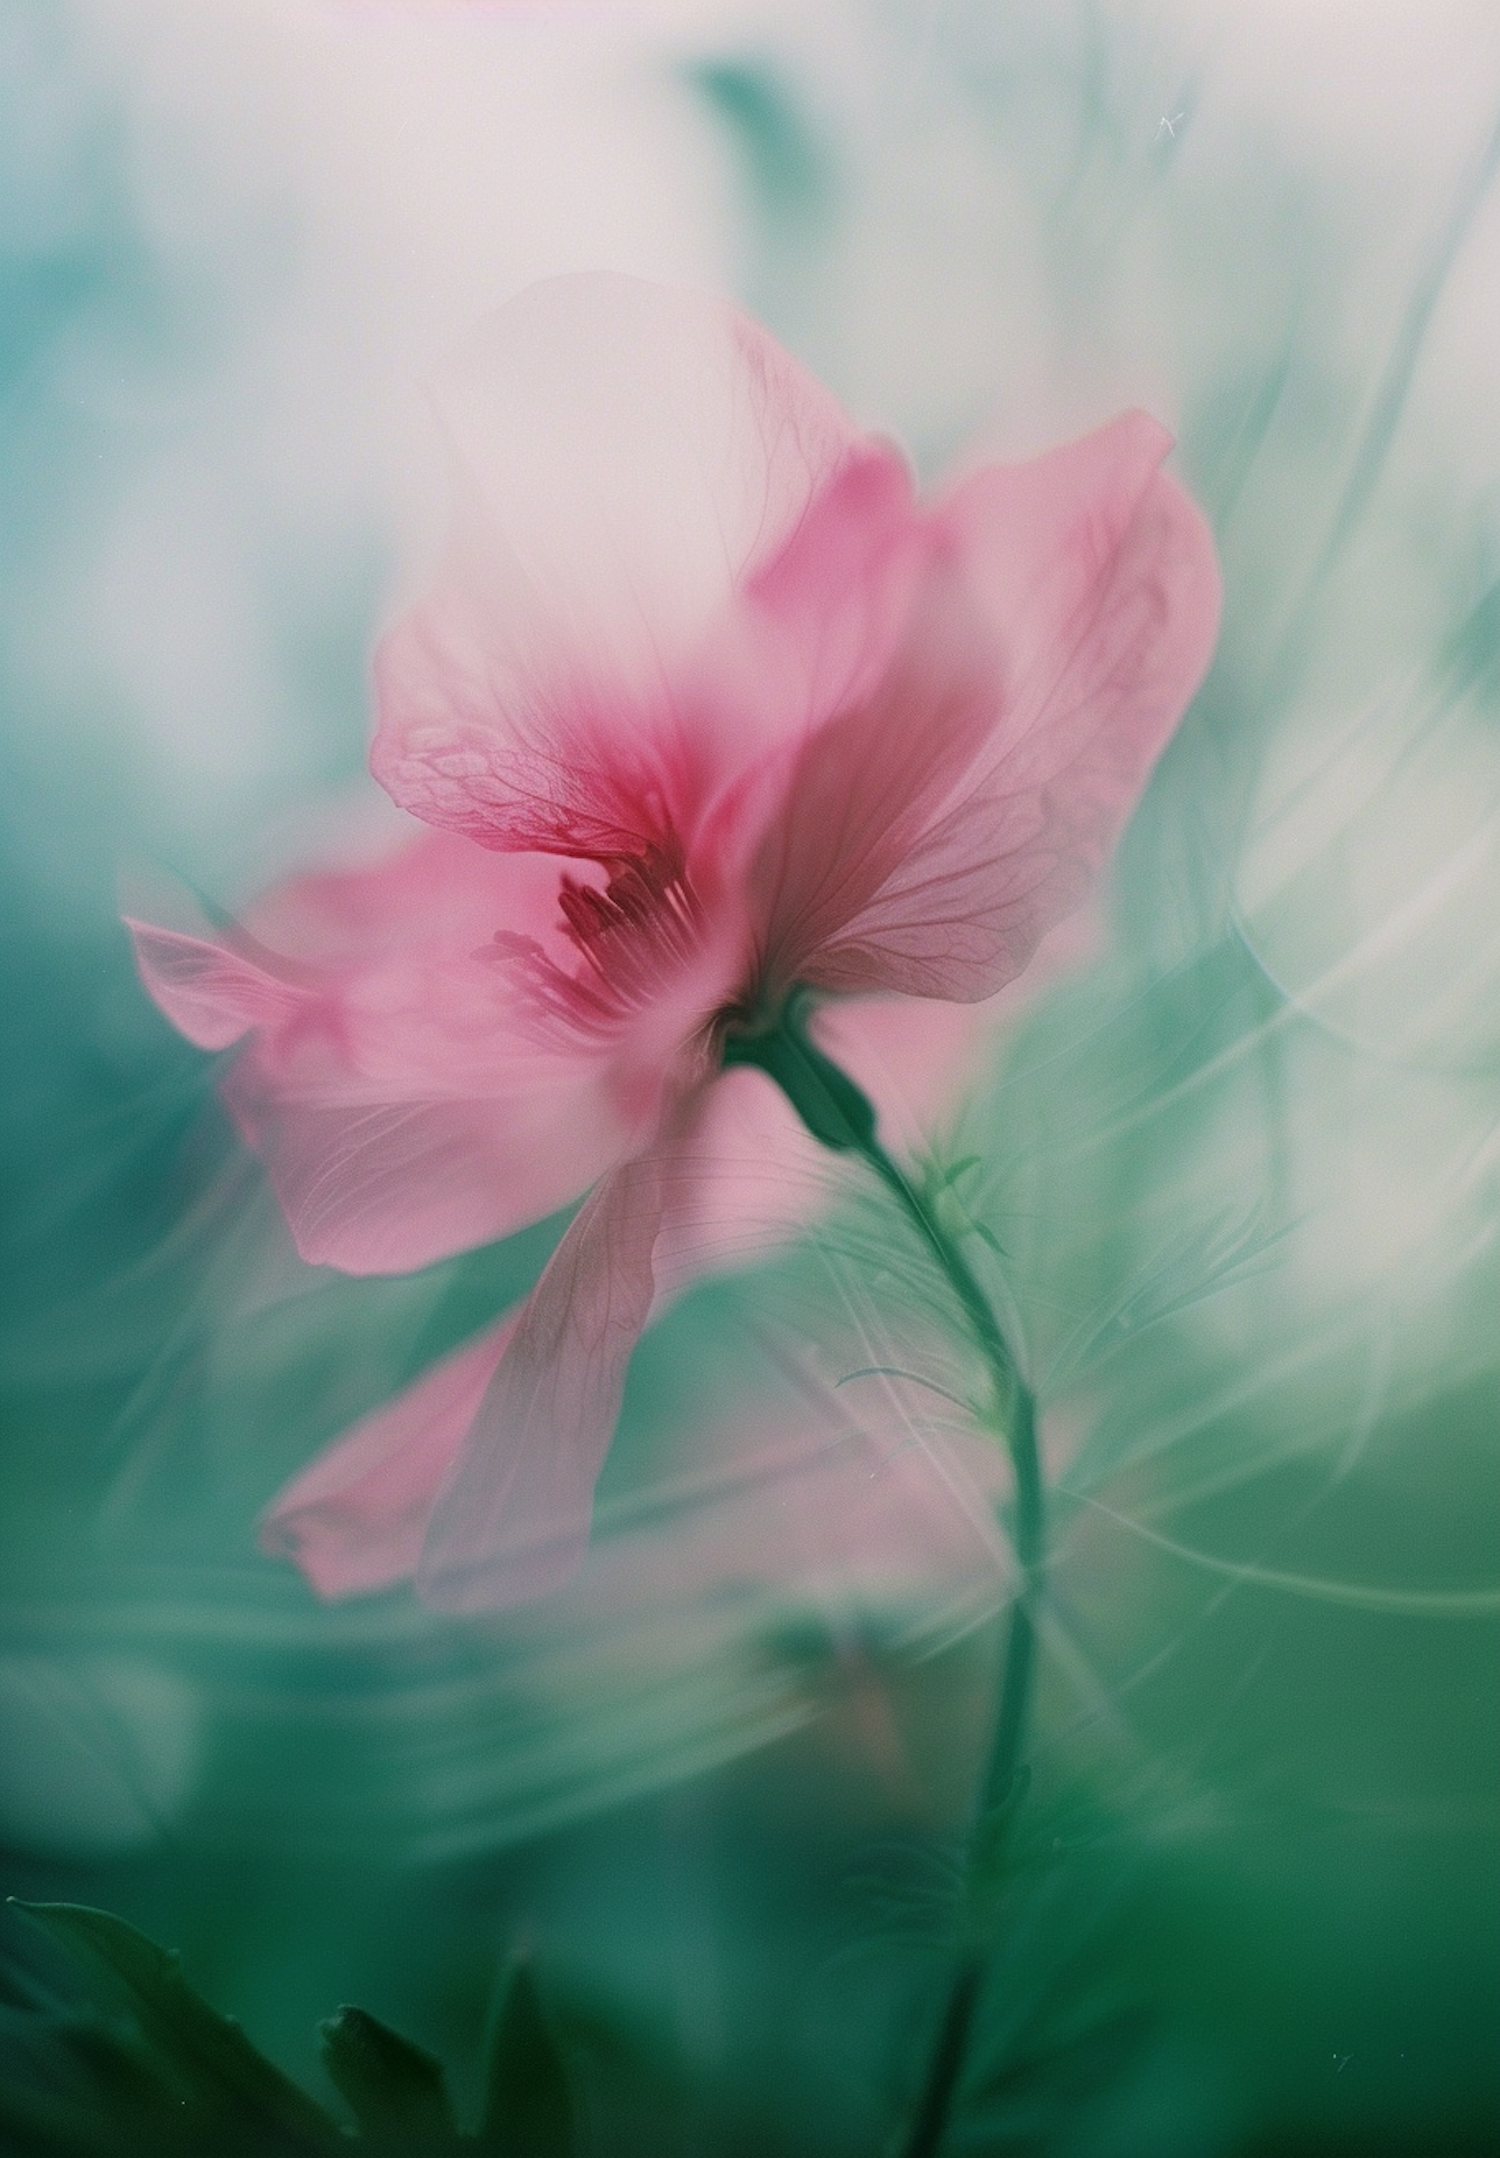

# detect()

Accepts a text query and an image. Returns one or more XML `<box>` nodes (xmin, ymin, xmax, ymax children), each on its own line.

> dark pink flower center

<box><xmin>556</xmin><ymin>843</ymin><xmax>700</xmax><ymax>976</ymax></box>
<box><xmin>486</xmin><ymin>836</ymin><xmax>714</xmax><ymax>1047</ymax></box>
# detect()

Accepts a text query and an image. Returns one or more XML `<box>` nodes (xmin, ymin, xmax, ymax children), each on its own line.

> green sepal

<box><xmin>10</xmin><ymin>1901</ymin><xmax>343</xmax><ymax>2153</ymax></box>
<box><xmin>319</xmin><ymin>2005</ymin><xmax>461</xmax><ymax>2150</ymax></box>
<box><xmin>722</xmin><ymin>1003</ymin><xmax>878</xmax><ymax>1153</ymax></box>
<box><xmin>476</xmin><ymin>1957</ymin><xmax>574</xmax><ymax>2157</ymax></box>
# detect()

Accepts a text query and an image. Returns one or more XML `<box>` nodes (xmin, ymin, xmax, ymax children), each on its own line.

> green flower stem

<box><xmin>857</xmin><ymin>1134</ymin><xmax>1043</xmax><ymax>2158</ymax></box>
<box><xmin>723</xmin><ymin>1007</ymin><xmax>1046</xmax><ymax>2158</ymax></box>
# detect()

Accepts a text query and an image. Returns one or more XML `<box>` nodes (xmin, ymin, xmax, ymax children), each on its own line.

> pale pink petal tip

<box><xmin>126</xmin><ymin>921</ymin><xmax>299</xmax><ymax>1051</ymax></box>
<box><xmin>259</xmin><ymin>1315</ymin><xmax>516</xmax><ymax>1599</ymax></box>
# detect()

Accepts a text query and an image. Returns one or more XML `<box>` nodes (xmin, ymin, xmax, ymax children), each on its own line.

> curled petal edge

<box><xmin>259</xmin><ymin>1314</ymin><xmax>519</xmax><ymax>1599</ymax></box>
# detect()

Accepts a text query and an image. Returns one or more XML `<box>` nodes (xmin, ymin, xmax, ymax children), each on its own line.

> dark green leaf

<box><xmin>476</xmin><ymin>1958</ymin><xmax>574</xmax><ymax>2158</ymax></box>
<box><xmin>11</xmin><ymin>1903</ymin><xmax>342</xmax><ymax>2154</ymax></box>
<box><xmin>0</xmin><ymin>1990</ymin><xmax>199</xmax><ymax>2155</ymax></box>
<box><xmin>45</xmin><ymin>2013</ymin><xmax>178</xmax><ymax>2120</ymax></box>
<box><xmin>319</xmin><ymin>2004</ymin><xmax>460</xmax><ymax>2150</ymax></box>
<box><xmin>0</xmin><ymin>2070</ymin><xmax>129</xmax><ymax>2158</ymax></box>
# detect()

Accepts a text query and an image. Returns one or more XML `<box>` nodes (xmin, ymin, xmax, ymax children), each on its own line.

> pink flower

<box><xmin>128</xmin><ymin>273</ymin><xmax>1219</xmax><ymax>1611</ymax></box>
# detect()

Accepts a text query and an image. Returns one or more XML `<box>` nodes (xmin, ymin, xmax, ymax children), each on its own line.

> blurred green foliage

<box><xmin>1</xmin><ymin>1902</ymin><xmax>578</xmax><ymax>2156</ymax></box>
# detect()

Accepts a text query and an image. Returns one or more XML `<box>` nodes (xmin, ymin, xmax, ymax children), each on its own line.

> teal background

<box><xmin>3</xmin><ymin>3</ymin><xmax>1498</xmax><ymax>2150</ymax></box>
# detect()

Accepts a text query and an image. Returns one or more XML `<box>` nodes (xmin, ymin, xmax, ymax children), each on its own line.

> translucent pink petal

<box><xmin>747</xmin><ymin>1405</ymin><xmax>1008</xmax><ymax>1602</ymax></box>
<box><xmin>258</xmin><ymin>1303</ymin><xmax>1003</xmax><ymax>1610</ymax></box>
<box><xmin>258</xmin><ymin>1314</ymin><xmax>518</xmax><ymax>1598</ymax></box>
<box><xmin>415</xmin><ymin>1144</ymin><xmax>673</xmax><ymax>1610</ymax></box>
<box><xmin>238</xmin><ymin>827</ymin><xmax>567</xmax><ymax>1095</ymax></box>
<box><xmin>694</xmin><ymin>442</ymin><xmax>923</xmax><ymax>801</ymax></box>
<box><xmin>748</xmin><ymin>551</ymin><xmax>1005</xmax><ymax>997</ymax></box>
<box><xmin>239</xmin><ymin>821</ymin><xmax>534</xmax><ymax>963</ymax></box>
<box><xmin>133</xmin><ymin>829</ymin><xmax>651</xmax><ymax>1274</ymax></box>
<box><xmin>625</xmin><ymin>1391</ymin><xmax>1009</xmax><ymax>1612</ymax></box>
<box><xmin>562</xmin><ymin>1382</ymin><xmax>1010</xmax><ymax>1665</ymax></box>
<box><xmin>742</xmin><ymin>446</ymin><xmax>917</xmax><ymax>701</ymax></box>
<box><xmin>941</xmin><ymin>411</ymin><xmax>1204</xmax><ymax>722</ymax></box>
<box><xmin>417</xmin><ymin>1040</ymin><xmax>964</xmax><ymax>1613</ymax></box>
<box><xmin>222</xmin><ymin>1078</ymin><xmax>625</xmax><ymax>1275</ymax></box>
<box><xmin>259</xmin><ymin>985</ymin><xmax>991</xmax><ymax>1606</ymax></box>
<box><xmin>789</xmin><ymin>413</ymin><xmax>1222</xmax><ymax>1000</ymax></box>
<box><xmin>796</xmin><ymin>782</ymin><xmax>1086</xmax><ymax>1000</ymax></box>
<box><xmin>126</xmin><ymin>922</ymin><xmax>303</xmax><ymax>1050</ymax></box>
<box><xmin>371</xmin><ymin>273</ymin><xmax>871</xmax><ymax>853</ymax></box>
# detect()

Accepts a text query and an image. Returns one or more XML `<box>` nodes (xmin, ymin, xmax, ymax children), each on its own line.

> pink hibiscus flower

<box><xmin>128</xmin><ymin>273</ymin><xmax>1219</xmax><ymax>1611</ymax></box>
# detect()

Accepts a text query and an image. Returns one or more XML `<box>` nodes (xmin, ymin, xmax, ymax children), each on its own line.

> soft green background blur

<box><xmin>3</xmin><ymin>2</ymin><xmax>1498</xmax><ymax>2151</ymax></box>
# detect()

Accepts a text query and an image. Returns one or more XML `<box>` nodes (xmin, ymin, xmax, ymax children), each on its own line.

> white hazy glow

<box><xmin>9</xmin><ymin>0</ymin><xmax>738</xmax><ymax>871</ymax></box>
